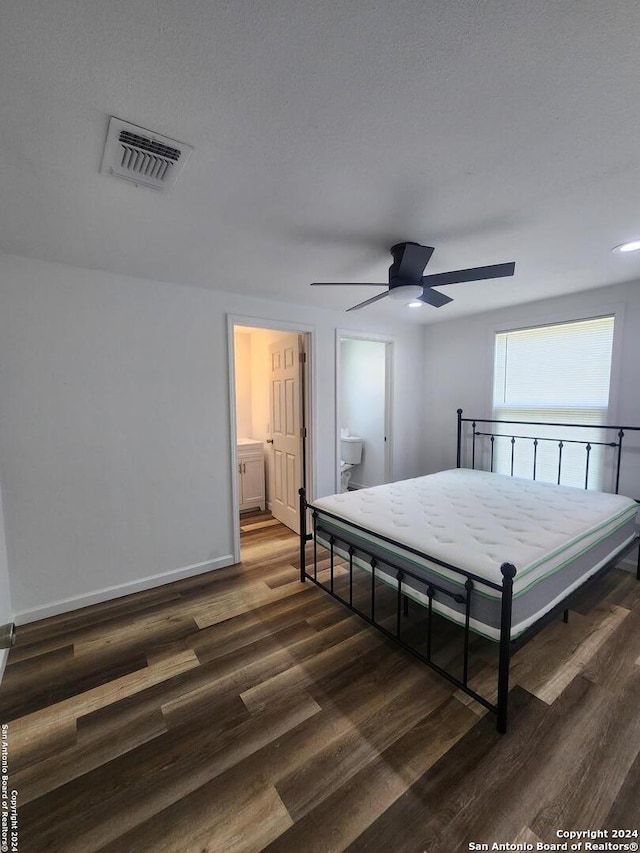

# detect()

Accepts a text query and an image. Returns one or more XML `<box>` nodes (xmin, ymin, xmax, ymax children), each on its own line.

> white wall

<box><xmin>0</xmin><ymin>253</ymin><xmax>426</xmax><ymax>622</ymax></box>
<box><xmin>233</xmin><ymin>331</ymin><xmax>253</xmax><ymax>439</ymax></box>
<box><xmin>423</xmin><ymin>279</ymin><xmax>640</xmax><ymax>500</ymax></box>
<box><xmin>0</xmin><ymin>481</ymin><xmax>12</xmax><ymax>681</ymax></box>
<box><xmin>232</xmin><ymin>326</ymin><xmax>289</xmax><ymax>505</ymax></box>
<box><xmin>248</xmin><ymin>328</ymin><xmax>283</xmax><ymax>444</ymax></box>
<box><xmin>340</xmin><ymin>339</ymin><xmax>386</xmax><ymax>488</ymax></box>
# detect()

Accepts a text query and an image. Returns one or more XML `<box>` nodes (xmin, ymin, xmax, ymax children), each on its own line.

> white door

<box><xmin>269</xmin><ymin>334</ymin><xmax>301</xmax><ymax>533</ymax></box>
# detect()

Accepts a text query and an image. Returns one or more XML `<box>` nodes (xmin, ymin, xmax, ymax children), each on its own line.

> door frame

<box><xmin>227</xmin><ymin>315</ymin><xmax>316</xmax><ymax>562</ymax></box>
<box><xmin>335</xmin><ymin>330</ymin><xmax>394</xmax><ymax>493</ymax></box>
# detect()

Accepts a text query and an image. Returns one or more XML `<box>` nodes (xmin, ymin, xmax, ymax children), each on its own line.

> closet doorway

<box><xmin>228</xmin><ymin>318</ymin><xmax>314</xmax><ymax>562</ymax></box>
<box><xmin>336</xmin><ymin>331</ymin><xmax>393</xmax><ymax>493</ymax></box>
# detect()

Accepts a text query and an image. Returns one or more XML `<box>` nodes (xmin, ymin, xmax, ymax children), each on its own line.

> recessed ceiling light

<box><xmin>407</xmin><ymin>301</ymin><xmax>422</xmax><ymax>308</ymax></box>
<box><xmin>613</xmin><ymin>240</ymin><xmax>640</xmax><ymax>253</ymax></box>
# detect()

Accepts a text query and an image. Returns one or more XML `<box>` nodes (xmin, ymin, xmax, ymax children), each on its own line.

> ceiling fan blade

<box><xmin>311</xmin><ymin>282</ymin><xmax>386</xmax><ymax>287</ymax></box>
<box><xmin>419</xmin><ymin>289</ymin><xmax>454</xmax><ymax>308</ymax></box>
<box><xmin>392</xmin><ymin>243</ymin><xmax>435</xmax><ymax>281</ymax></box>
<box><xmin>421</xmin><ymin>261</ymin><xmax>515</xmax><ymax>288</ymax></box>
<box><xmin>346</xmin><ymin>291</ymin><xmax>391</xmax><ymax>312</ymax></box>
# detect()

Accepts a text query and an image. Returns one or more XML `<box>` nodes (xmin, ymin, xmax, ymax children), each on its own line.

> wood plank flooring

<box><xmin>1</xmin><ymin>509</ymin><xmax>639</xmax><ymax>852</ymax></box>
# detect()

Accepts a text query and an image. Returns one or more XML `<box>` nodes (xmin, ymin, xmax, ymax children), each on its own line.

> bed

<box><xmin>298</xmin><ymin>410</ymin><xmax>640</xmax><ymax>732</ymax></box>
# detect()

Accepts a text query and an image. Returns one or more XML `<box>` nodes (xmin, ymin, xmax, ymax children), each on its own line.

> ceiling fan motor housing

<box><xmin>389</xmin><ymin>242</ymin><xmax>423</xmax><ymax>283</ymax></box>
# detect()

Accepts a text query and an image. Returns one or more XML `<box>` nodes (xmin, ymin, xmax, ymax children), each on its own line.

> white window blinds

<box><xmin>492</xmin><ymin>315</ymin><xmax>615</xmax><ymax>489</ymax></box>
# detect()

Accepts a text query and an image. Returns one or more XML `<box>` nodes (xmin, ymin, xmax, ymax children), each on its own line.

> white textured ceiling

<box><xmin>1</xmin><ymin>1</ymin><xmax>640</xmax><ymax>324</ymax></box>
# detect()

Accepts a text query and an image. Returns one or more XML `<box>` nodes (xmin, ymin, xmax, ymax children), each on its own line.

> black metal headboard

<box><xmin>456</xmin><ymin>408</ymin><xmax>640</xmax><ymax>495</ymax></box>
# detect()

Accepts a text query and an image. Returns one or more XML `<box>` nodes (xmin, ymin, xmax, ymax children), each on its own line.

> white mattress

<box><xmin>312</xmin><ymin>469</ymin><xmax>638</xmax><ymax>639</ymax></box>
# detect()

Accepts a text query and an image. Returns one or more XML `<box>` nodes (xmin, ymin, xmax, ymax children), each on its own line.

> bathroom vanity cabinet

<box><xmin>237</xmin><ymin>439</ymin><xmax>266</xmax><ymax>512</ymax></box>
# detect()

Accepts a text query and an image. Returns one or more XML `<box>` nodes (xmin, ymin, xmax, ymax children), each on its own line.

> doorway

<box><xmin>228</xmin><ymin>318</ymin><xmax>313</xmax><ymax>562</ymax></box>
<box><xmin>336</xmin><ymin>332</ymin><xmax>393</xmax><ymax>493</ymax></box>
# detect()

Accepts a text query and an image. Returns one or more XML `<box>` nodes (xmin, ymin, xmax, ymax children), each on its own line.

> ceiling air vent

<box><xmin>100</xmin><ymin>117</ymin><xmax>193</xmax><ymax>192</ymax></box>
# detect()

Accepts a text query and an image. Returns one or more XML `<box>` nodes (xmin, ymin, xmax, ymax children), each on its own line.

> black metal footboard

<box><xmin>299</xmin><ymin>485</ymin><xmax>640</xmax><ymax>733</ymax></box>
<box><xmin>298</xmin><ymin>409</ymin><xmax>640</xmax><ymax>733</ymax></box>
<box><xmin>298</xmin><ymin>487</ymin><xmax>516</xmax><ymax>733</ymax></box>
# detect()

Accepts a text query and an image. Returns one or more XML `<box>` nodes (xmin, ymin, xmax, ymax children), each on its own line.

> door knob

<box><xmin>266</xmin><ymin>439</ymin><xmax>274</xmax><ymax>444</ymax></box>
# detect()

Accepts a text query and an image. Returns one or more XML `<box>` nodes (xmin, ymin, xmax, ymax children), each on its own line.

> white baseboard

<box><xmin>10</xmin><ymin>545</ymin><xmax>638</xmax><ymax>630</ymax></box>
<box><xmin>13</xmin><ymin>554</ymin><xmax>236</xmax><ymax>626</ymax></box>
<box><xmin>0</xmin><ymin>648</ymin><xmax>8</xmax><ymax>686</ymax></box>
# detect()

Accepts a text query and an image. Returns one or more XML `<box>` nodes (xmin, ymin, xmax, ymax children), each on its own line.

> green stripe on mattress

<box><xmin>315</xmin><ymin>508</ymin><xmax>636</xmax><ymax>602</ymax></box>
<box><xmin>514</xmin><ymin>502</ymin><xmax>637</xmax><ymax>580</ymax></box>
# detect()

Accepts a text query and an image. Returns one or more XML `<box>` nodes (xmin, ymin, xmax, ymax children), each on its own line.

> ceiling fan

<box><xmin>310</xmin><ymin>242</ymin><xmax>515</xmax><ymax>311</ymax></box>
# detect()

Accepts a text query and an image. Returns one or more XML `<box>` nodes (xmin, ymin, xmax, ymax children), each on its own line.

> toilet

<box><xmin>340</xmin><ymin>433</ymin><xmax>363</xmax><ymax>492</ymax></box>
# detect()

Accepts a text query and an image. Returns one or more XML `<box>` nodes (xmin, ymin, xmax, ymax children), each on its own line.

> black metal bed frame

<box><xmin>298</xmin><ymin>409</ymin><xmax>640</xmax><ymax>733</ymax></box>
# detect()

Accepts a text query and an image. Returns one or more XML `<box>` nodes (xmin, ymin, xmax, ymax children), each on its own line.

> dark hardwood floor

<box><xmin>1</xmin><ymin>510</ymin><xmax>640</xmax><ymax>852</ymax></box>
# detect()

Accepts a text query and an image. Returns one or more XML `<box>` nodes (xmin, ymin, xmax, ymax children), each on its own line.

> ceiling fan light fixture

<box><xmin>389</xmin><ymin>283</ymin><xmax>423</xmax><ymax>302</ymax></box>
<box><xmin>613</xmin><ymin>240</ymin><xmax>640</xmax><ymax>253</ymax></box>
<box><xmin>310</xmin><ymin>242</ymin><xmax>516</xmax><ymax>312</ymax></box>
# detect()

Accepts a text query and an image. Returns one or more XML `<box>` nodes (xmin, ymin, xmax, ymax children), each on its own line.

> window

<box><xmin>491</xmin><ymin>315</ymin><xmax>615</xmax><ymax>489</ymax></box>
